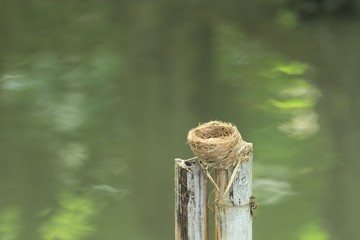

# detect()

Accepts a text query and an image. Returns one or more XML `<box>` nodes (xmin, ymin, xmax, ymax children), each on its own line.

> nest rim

<box><xmin>188</xmin><ymin>121</ymin><xmax>239</xmax><ymax>144</ymax></box>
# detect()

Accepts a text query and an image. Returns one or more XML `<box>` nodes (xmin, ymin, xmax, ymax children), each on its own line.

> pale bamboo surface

<box><xmin>175</xmin><ymin>158</ymin><xmax>208</xmax><ymax>240</ymax></box>
<box><xmin>215</xmin><ymin>143</ymin><xmax>253</xmax><ymax>240</ymax></box>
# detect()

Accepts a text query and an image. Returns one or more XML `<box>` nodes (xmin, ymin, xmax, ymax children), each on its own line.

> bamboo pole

<box><xmin>214</xmin><ymin>143</ymin><xmax>253</xmax><ymax>240</ymax></box>
<box><xmin>175</xmin><ymin>158</ymin><xmax>208</xmax><ymax>240</ymax></box>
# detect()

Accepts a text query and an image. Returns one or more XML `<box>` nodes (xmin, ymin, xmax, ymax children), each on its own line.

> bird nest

<box><xmin>187</xmin><ymin>121</ymin><xmax>243</xmax><ymax>169</ymax></box>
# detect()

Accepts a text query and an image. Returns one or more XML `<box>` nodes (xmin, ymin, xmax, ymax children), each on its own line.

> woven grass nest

<box><xmin>187</xmin><ymin>121</ymin><xmax>243</xmax><ymax>169</ymax></box>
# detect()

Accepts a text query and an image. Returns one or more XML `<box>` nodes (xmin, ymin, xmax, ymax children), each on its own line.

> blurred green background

<box><xmin>1</xmin><ymin>1</ymin><xmax>360</xmax><ymax>240</ymax></box>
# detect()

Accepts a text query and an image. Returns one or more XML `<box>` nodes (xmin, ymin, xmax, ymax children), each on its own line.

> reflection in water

<box><xmin>39</xmin><ymin>193</ymin><xmax>95</xmax><ymax>240</ymax></box>
<box><xmin>58</xmin><ymin>143</ymin><xmax>88</xmax><ymax>170</ymax></box>
<box><xmin>253</xmin><ymin>179</ymin><xmax>297</xmax><ymax>205</ymax></box>
<box><xmin>1</xmin><ymin>1</ymin><xmax>360</xmax><ymax>240</ymax></box>
<box><xmin>254</xmin><ymin>163</ymin><xmax>297</xmax><ymax>206</ymax></box>
<box><xmin>278</xmin><ymin>110</ymin><xmax>319</xmax><ymax>138</ymax></box>
<box><xmin>88</xmin><ymin>185</ymin><xmax>129</xmax><ymax>200</ymax></box>
<box><xmin>299</xmin><ymin>223</ymin><xmax>329</xmax><ymax>240</ymax></box>
<box><xmin>266</xmin><ymin>63</ymin><xmax>321</xmax><ymax>139</ymax></box>
<box><xmin>52</xmin><ymin>94</ymin><xmax>86</xmax><ymax>132</ymax></box>
<box><xmin>2</xmin><ymin>74</ymin><xmax>31</xmax><ymax>91</ymax></box>
<box><xmin>0</xmin><ymin>206</ymin><xmax>22</xmax><ymax>240</ymax></box>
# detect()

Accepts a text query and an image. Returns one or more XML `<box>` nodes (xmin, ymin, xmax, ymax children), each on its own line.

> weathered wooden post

<box><xmin>214</xmin><ymin>143</ymin><xmax>253</xmax><ymax>240</ymax></box>
<box><xmin>176</xmin><ymin>121</ymin><xmax>253</xmax><ymax>240</ymax></box>
<box><xmin>175</xmin><ymin>158</ymin><xmax>208</xmax><ymax>240</ymax></box>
